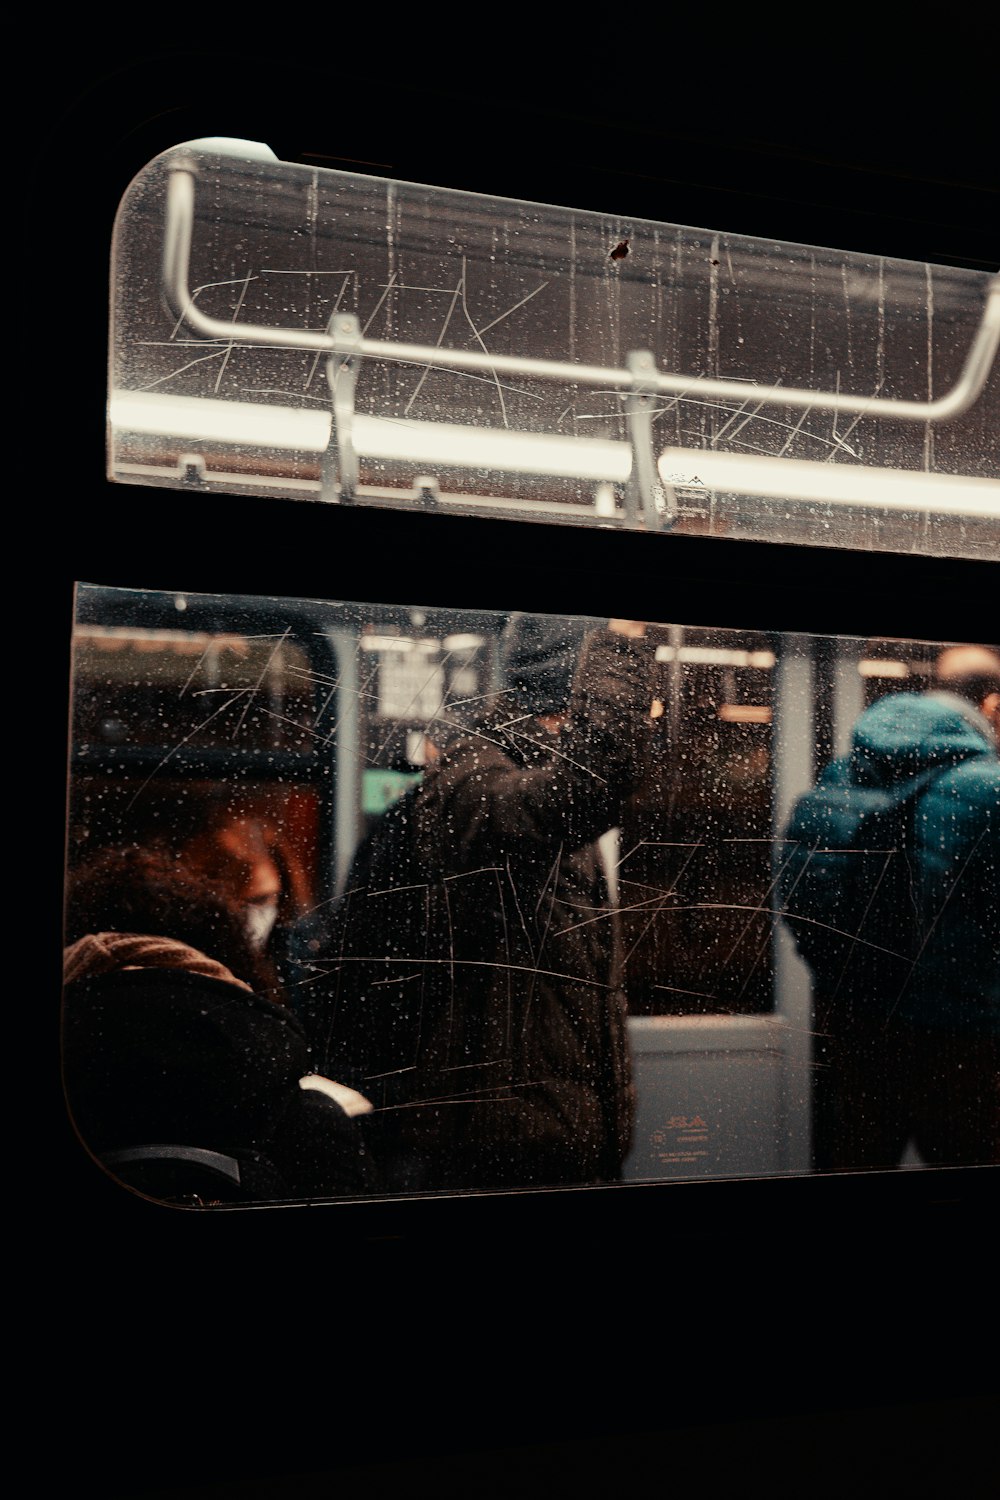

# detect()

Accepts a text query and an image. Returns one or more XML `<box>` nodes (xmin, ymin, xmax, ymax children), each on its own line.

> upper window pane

<box><xmin>109</xmin><ymin>139</ymin><xmax>999</xmax><ymax>560</ymax></box>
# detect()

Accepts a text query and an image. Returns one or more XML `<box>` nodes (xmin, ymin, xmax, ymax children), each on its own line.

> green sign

<box><xmin>362</xmin><ymin>768</ymin><xmax>422</xmax><ymax>815</ymax></box>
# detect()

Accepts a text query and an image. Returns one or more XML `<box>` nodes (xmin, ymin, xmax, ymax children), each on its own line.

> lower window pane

<box><xmin>63</xmin><ymin>584</ymin><xmax>999</xmax><ymax>1202</ymax></box>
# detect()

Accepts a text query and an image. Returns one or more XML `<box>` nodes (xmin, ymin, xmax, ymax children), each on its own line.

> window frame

<box><xmin>56</xmin><ymin>483</ymin><xmax>998</xmax><ymax>1234</ymax></box>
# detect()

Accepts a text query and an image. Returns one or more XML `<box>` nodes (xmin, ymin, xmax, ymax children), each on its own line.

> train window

<box><xmin>63</xmin><ymin>580</ymin><xmax>999</xmax><ymax>1201</ymax></box>
<box><xmin>69</xmin><ymin>135</ymin><xmax>996</xmax><ymax>1210</ymax></box>
<box><xmin>108</xmin><ymin>139</ymin><xmax>998</xmax><ymax>563</ymax></box>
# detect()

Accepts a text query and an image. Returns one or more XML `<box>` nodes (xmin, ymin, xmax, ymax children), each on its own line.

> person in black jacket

<box><xmin>295</xmin><ymin>613</ymin><xmax>660</xmax><ymax>1194</ymax></box>
<box><xmin>62</xmin><ymin>845</ymin><xmax>378</xmax><ymax>1203</ymax></box>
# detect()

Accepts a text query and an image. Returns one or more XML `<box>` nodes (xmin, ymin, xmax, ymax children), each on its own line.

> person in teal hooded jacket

<box><xmin>782</xmin><ymin>644</ymin><xmax>999</xmax><ymax>1172</ymax></box>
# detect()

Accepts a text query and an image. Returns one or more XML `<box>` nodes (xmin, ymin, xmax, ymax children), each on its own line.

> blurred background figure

<box><xmin>781</xmin><ymin>642</ymin><xmax>999</xmax><ymax>1171</ymax></box>
<box><xmin>933</xmin><ymin>644</ymin><xmax>1000</xmax><ymax>745</ymax></box>
<box><xmin>298</xmin><ymin>613</ymin><xmax>660</xmax><ymax>1195</ymax></box>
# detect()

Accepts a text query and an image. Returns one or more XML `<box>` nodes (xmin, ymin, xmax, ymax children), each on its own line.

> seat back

<box><xmin>102</xmin><ymin>1144</ymin><xmax>286</xmax><ymax>1205</ymax></box>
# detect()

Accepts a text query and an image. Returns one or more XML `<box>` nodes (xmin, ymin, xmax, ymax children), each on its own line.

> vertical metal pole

<box><xmin>323</xmin><ymin>314</ymin><xmax>362</xmax><ymax>502</ymax></box>
<box><xmin>625</xmin><ymin>350</ymin><xmax>676</xmax><ymax>529</ymax></box>
<box><xmin>326</xmin><ymin>627</ymin><xmax>362</xmax><ymax>898</ymax></box>
<box><xmin>833</xmin><ymin>639</ymin><xmax>865</xmax><ymax>757</ymax></box>
<box><xmin>772</xmin><ymin>635</ymin><xmax>816</xmax><ymax>1172</ymax></box>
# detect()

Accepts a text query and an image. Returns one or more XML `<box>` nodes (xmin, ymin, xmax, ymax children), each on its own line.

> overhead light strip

<box><xmin>112</xmin><ymin>389</ymin><xmax>997</xmax><ymax>518</ymax></box>
<box><xmin>656</xmin><ymin>447</ymin><xmax>1000</xmax><ymax>518</ymax></box>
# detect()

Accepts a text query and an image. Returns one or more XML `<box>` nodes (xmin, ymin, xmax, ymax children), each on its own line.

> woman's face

<box><xmin>239</xmin><ymin>845</ymin><xmax>282</xmax><ymax>951</ymax></box>
<box><xmin>194</xmin><ymin>818</ymin><xmax>284</xmax><ymax>951</ymax></box>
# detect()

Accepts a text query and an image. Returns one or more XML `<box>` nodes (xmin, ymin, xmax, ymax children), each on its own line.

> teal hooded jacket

<box><xmin>782</xmin><ymin>690</ymin><xmax>998</xmax><ymax>1034</ymax></box>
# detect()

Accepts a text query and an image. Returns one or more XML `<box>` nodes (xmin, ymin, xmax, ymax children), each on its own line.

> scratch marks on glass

<box><xmin>458</xmin><ymin>255</ymin><xmax>549</xmax><ymax>428</ymax></box>
<box><xmin>474</xmin><ymin>279</ymin><xmax>552</xmax><ymax>340</ymax></box>
<box><xmin>618</xmin><ymin>840</ymin><xmax>705</xmax><ymax>971</ymax></box>
<box><xmin>124</xmin><ymin>689</ymin><xmax>251</xmax><ymax>812</ymax></box>
<box><xmin>652</xmin><ymin>981</ymin><xmax>718</xmax><ymax>1001</ymax></box>
<box><xmin>212</xmin><ymin>272</ymin><xmax>256</xmax><ymax>393</ymax></box>
<box><xmin>167</xmin><ymin>274</ymin><xmax>259</xmax><ymax>343</ymax></box>
<box><xmin>402</xmin><ymin>278</ymin><xmax>465</xmax><ymax>416</ymax></box>
<box><xmin>717</xmin><ymin>837</ymin><xmax>822</xmax><ymax>1005</ymax></box>
<box><xmin>230</xmin><ymin>627</ymin><xmax>291</xmax><ymax>737</ymax></box>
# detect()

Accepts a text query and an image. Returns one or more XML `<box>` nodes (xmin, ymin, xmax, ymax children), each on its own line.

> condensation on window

<box><xmin>63</xmin><ymin>584</ymin><xmax>1000</xmax><ymax>1203</ymax></box>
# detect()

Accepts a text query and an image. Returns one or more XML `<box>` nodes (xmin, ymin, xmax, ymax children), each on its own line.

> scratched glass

<box><xmin>63</xmin><ymin>584</ymin><xmax>999</xmax><ymax>1204</ymax></box>
<box><xmin>108</xmin><ymin>139</ymin><xmax>999</xmax><ymax>562</ymax></box>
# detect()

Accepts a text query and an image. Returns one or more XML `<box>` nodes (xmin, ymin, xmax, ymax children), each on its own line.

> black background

<box><xmin>33</xmin><ymin>24</ymin><xmax>998</xmax><ymax>1498</ymax></box>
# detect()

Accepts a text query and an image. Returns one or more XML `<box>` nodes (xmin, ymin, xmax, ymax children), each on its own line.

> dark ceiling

<box><xmin>42</xmin><ymin>33</ymin><xmax>998</xmax><ymax>271</ymax></box>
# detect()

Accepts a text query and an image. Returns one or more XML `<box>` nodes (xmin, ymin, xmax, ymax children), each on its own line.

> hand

<box><xmin>608</xmin><ymin>619</ymin><xmax>647</xmax><ymax>638</ymax></box>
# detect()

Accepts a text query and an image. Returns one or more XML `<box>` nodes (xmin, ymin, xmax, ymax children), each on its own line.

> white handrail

<box><xmin>162</xmin><ymin>161</ymin><xmax>1000</xmax><ymax>427</ymax></box>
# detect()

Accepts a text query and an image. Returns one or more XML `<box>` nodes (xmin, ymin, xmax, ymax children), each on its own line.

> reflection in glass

<box><xmin>63</xmin><ymin>585</ymin><xmax>999</xmax><ymax>1204</ymax></box>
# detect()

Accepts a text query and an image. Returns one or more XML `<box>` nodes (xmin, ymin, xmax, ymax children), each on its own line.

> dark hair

<box><xmin>941</xmin><ymin>672</ymin><xmax>1000</xmax><ymax>709</ymax></box>
<box><xmin>933</xmin><ymin>645</ymin><xmax>1000</xmax><ymax>710</ymax></box>
<box><xmin>64</xmin><ymin>844</ymin><xmax>275</xmax><ymax>993</ymax></box>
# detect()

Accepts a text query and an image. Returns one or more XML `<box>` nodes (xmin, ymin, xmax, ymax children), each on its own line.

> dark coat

<box><xmin>63</xmin><ymin>964</ymin><xmax>380</xmax><ymax>1202</ymax></box>
<box><xmin>299</xmin><ymin>627</ymin><xmax>657</xmax><ymax>1193</ymax></box>
<box><xmin>861</xmin><ymin>691</ymin><xmax>999</xmax><ymax>1033</ymax></box>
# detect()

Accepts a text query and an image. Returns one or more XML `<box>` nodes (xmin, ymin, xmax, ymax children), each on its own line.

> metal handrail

<box><xmin>162</xmin><ymin>161</ymin><xmax>1000</xmax><ymax>427</ymax></box>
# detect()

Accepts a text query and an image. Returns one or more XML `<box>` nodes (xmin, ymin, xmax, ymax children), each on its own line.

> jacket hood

<box><xmin>64</xmin><ymin>931</ymin><xmax>252</xmax><ymax>991</ymax></box>
<box><xmin>500</xmin><ymin>614</ymin><xmax>599</xmax><ymax>716</ymax></box>
<box><xmin>850</xmin><ymin>691</ymin><xmax>994</xmax><ymax>788</ymax></box>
